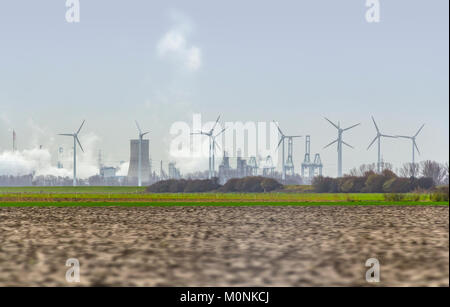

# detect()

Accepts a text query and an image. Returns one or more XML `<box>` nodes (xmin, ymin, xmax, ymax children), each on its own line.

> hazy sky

<box><xmin>0</xmin><ymin>0</ymin><xmax>448</xmax><ymax>177</ymax></box>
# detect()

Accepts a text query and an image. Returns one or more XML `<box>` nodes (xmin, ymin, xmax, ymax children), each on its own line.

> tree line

<box><xmin>347</xmin><ymin>160</ymin><xmax>449</xmax><ymax>186</ymax></box>
<box><xmin>313</xmin><ymin>160</ymin><xmax>449</xmax><ymax>194</ymax></box>
<box><xmin>147</xmin><ymin>176</ymin><xmax>282</xmax><ymax>193</ymax></box>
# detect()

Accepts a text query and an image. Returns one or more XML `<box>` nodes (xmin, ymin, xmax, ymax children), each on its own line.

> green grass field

<box><xmin>1</xmin><ymin>201</ymin><xmax>448</xmax><ymax>207</ymax></box>
<box><xmin>0</xmin><ymin>186</ymin><xmax>448</xmax><ymax>207</ymax></box>
<box><xmin>0</xmin><ymin>186</ymin><xmax>147</xmax><ymax>194</ymax></box>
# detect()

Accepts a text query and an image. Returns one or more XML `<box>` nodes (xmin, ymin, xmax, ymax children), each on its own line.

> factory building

<box><xmin>218</xmin><ymin>152</ymin><xmax>255</xmax><ymax>184</ymax></box>
<box><xmin>168</xmin><ymin>162</ymin><xmax>181</xmax><ymax>179</ymax></box>
<box><xmin>100</xmin><ymin>166</ymin><xmax>117</xmax><ymax>178</ymax></box>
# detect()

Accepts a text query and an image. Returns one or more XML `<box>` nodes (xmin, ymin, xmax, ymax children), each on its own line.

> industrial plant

<box><xmin>0</xmin><ymin>115</ymin><xmax>431</xmax><ymax>187</ymax></box>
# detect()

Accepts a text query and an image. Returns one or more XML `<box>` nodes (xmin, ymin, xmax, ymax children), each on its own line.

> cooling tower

<box><xmin>127</xmin><ymin>139</ymin><xmax>151</xmax><ymax>183</ymax></box>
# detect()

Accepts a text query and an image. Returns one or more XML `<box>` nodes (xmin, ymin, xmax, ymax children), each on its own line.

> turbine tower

<box><xmin>191</xmin><ymin>115</ymin><xmax>225</xmax><ymax>179</ymax></box>
<box><xmin>323</xmin><ymin>118</ymin><xmax>360</xmax><ymax>178</ymax></box>
<box><xmin>397</xmin><ymin>124</ymin><xmax>425</xmax><ymax>175</ymax></box>
<box><xmin>59</xmin><ymin>120</ymin><xmax>85</xmax><ymax>186</ymax></box>
<box><xmin>367</xmin><ymin>116</ymin><xmax>397</xmax><ymax>173</ymax></box>
<box><xmin>273</xmin><ymin>121</ymin><xmax>302</xmax><ymax>181</ymax></box>
<box><xmin>135</xmin><ymin>121</ymin><xmax>149</xmax><ymax>187</ymax></box>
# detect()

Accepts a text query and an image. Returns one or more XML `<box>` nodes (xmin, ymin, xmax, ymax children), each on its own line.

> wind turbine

<box><xmin>59</xmin><ymin>120</ymin><xmax>85</xmax><ymax>186</ymax></box>
<box><xmin>367</xmin><ymin>116</ymin><xmax>397</xmax><ymax>173</ymax></box>
<box><xmin>273</xmin><ymin>121</ymin><xmax>302</xmax><ymax>181</ymax></box>
<box><xmin>135</xmin><ymin>121</ymin><xmax>150</xmax><ymax>187</ymax></box>
<box><xmin>323</xmin><ymin>118</ymin><xmax>360</xmax><ymax>178</ymax></box>
<box><xmin>191</xmin><ymin>115</ymin><xmax>225</xmax><ymax>179</ymax></box>
<box><xmin>397</xmin><ymin>124</ymin><xmax>425</xmax><ymax>175</ymax></box>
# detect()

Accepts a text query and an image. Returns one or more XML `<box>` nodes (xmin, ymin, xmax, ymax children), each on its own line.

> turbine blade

<box><xmin>371</xmin><ymin>116</ymin><xmax>379</xmax><ymax>133</ymax></box>
<box><xmin>342</xmin><ymin>141</ymin><xmax>354</xmax><ymax>149</ymax></box>
<box><xmin>214</xmin><ymin>139</ymin><xmax>222</xmax><ymax>151</ymax></box>
<box><xmin>210</xmin><ymin>115</ymin><xmax>221</xmax><ymax>133</ymax></box>
<box><xmin>414</xmin><ymin>124</ymin><xmax>425</xmax><ymax>137</ymax></box>
<box><xmin>76</xmin><ymin>136</ymin><xmax>84</xmax><ymax>153</ymax></box>
<box><xmin>59</xmin><ymin>134</ymin><xmax>73</xmax><ymax>137</ymax></box>
<box><xmin>288</xmin><ymin>135</ymin><xmax>302</xmax><ymax>138</ymax></box>
<box><xmin>324</xmin><ymin>117</ymin><xmax>339</xmax><ymax>129</ymax></box>
<box><xmin>276</xmin><ymin>137</ymin><xmax>284</xmax><ymax>149</ymax></box>
<box><xmin>343</xmin><ymin>123</ymin><xmax>361</xmax><ymax>131</ymax></box>
<box><xmin>77</xmin><ymin>120</ymin><xmax>85</xmax><ymax>134</ymax></box>
<box><xmin>367</xmin><ymin>136</ymin><xmax>378</xmax><ymax>150</ymax></box>
<box><xmin>273</xmin><ymin>120</ymin><xmax>284</xmax><ymax>136</ymax></box>
<box><xmin>141</xmin><ymin>132</ymin><xmax>150</xmax><ymax>137</ymax></box>
<box><xmin>396</xmin><ymin>135</ymin><xmax>412</xmax><ymax>139</ymax></box>
<box><xmin>135</xmin><ymin>120</ymin><xmax>142</xmax><ymax>134</ymax></box>
<box><xmin>323</xmin><ymin>139</ymin><xmax>338</xmax><ymax>149</ymax></box>
<box><xmin>215</xmin><ymin>127</ymin><xmax>227</xmax><ymax>138</ymax></box>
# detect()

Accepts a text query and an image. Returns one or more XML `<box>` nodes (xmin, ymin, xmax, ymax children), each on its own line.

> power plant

<box><xmin>218</xmin><ymin>151</ymin><xmax>263</xmax><ymax>184</ymax></box>
<box><xmin>133</xmin><ymin>121</ymin><xmax>150</xmax><ymax>187</ymax></box>
<box><xmin>0</xmin><ymin>117</ymin><xmax>434</xmax><ymax>187</ymax></box>
<box><xmin>127</xmin><ymin>138</ymin><xmax>151</xmax><ymax>185</ymax></box>
<box><xmin>168</xmin><ymin>162</ymin><xmax>181</xmax><ymax>179</ymax></box>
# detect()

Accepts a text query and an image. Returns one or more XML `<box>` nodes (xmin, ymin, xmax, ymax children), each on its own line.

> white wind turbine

<box><xmin>135</xmin><ymin>120</ymin><xmax>149</xmax><ymax>187</ymax></box>
<box><xmin>367</xmin><ymin>116</ymin><xmax>397</xmax><ymax>173</ymax></box>
<box><xmin>323</xmin><ymin>118</ymin><xmax>360</xmax><ymax>178</ymax></box>
<box><xmin>396</xmin><ymin>124</ymin><xmax>425</xmax><ymax>176</ymax></box>
<box><xmin>59</xmin><ymin>120</ymin><xmax>85</xmax><ymax>186</ymax></box>
<box><xmin>191</xmin><ymin>115</ymin><xmax>225</xmax><ymax>179</ymax></box>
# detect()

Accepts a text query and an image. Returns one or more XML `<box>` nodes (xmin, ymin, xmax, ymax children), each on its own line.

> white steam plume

<box><xmin>0</xmin><ymin>133</ymin><xmax>101</xmax><ymax>179</ymax></box>
<box><xmin>157</xmin><ymin>12</ymin><xmax>202</xmax><ymax>72</ymax></box>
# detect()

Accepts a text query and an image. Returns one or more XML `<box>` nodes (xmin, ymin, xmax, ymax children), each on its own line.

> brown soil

<box><xmin>0</xmin><ymin>206</ymin><xmax>448</xmax><ymax>286</ymax></box>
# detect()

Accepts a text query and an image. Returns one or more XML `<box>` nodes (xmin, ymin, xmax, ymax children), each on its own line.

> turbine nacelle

<box><xmin>273</xmin><ymin>121</ymin><xmax>302</xmax><ymax>149</ymax></box>
<box><xmin>58</xmin><ymin>120</ymin><xmax>85</xmax><ymax>152</ymax></box>
<box><xmin>396</xmin><ymin>124</ymin><xmax>425</xmax><ymax>156</ymax></box>
<box><xmin>323</xmin><ymin>117</ymin><xmax>359</xmax><ymax>150</ymax></box>
<box><xmin>367</xmin><ymin>116</ymin><xmax>397</xmax><ymax>150</ymax></box>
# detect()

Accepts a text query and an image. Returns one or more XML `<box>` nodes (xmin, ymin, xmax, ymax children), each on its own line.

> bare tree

<box><xmin>348</xmin><ymin>163</ymin><xmax>376</xmax><ymax>177</ymax></box>
<box><xmin>443</xmin><ymin>162</ymin><xmax>449</xmax><ymax>185</ymax></box>
<box><xmin>347</xmin><ymin>168</ymin><xmax>359</xmax><ymax>177</ymax></box>
<box><xmin>380</xmin><ymin>162</ymin><xmax>393</xmax><ymax>171</ymax></box>
<box><xmin>421</xmin><ymin>160</ymin><xmax>446</xmax><ymax>185</ymax></box>
<box><xmin>399</xmin><ymin>163</ymin><xmax>420</xmax><ymax>178</ymax></box>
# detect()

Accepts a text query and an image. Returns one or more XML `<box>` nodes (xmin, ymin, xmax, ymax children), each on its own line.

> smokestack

<box><xmin>12</xmin><ymin>130</ymin><xmax>16</xmax><ymax>152</ymax></box>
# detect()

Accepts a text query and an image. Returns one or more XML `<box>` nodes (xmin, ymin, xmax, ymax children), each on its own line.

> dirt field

<box><xmin>0</xmin><ymin>206</ymin><xmax>448</xmax><ymax>286</ymax></box>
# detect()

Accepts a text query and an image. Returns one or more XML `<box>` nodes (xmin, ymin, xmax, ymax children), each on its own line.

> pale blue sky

<box><xmin>0</xmin><ymin>0</ymin><xmax>448</xmax><ymax>176</ymax></box>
